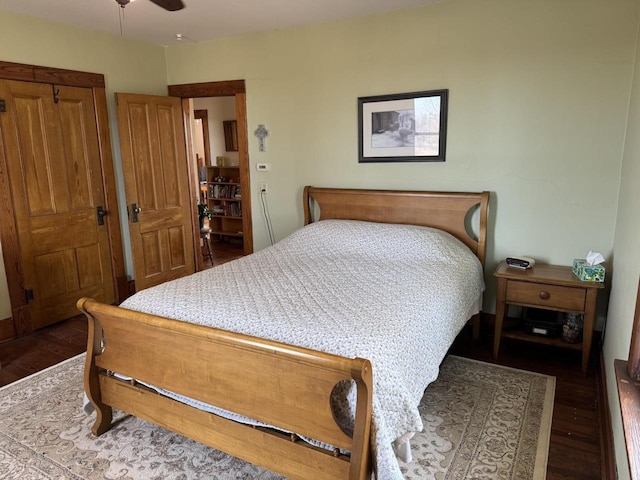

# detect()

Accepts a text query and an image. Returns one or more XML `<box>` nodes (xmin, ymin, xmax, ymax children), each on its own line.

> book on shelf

<box><xmin>226</xmin><ymin>202</ymin><xmax>242</xmax><ymax>217</ymax></box>
<box><xmin>209</xmin><ymin>184</ymin><xmax>241</xmax><ymax>200</ymax></box>
<box><xmin>210</xmin><ymin>203</ymin><xmax>242</xmax><ymax>217</ymax></box>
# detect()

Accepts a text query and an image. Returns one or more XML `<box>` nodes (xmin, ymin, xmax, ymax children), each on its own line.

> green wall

<box><xmin>165</xmin><ymin>3</ymin><xmax>640</xmax><ymax>476</ymax></box>
<box><xmin>604</xmin><ymin>6</ymin><xmax>640</xmax><ymax>475</ymax></box>
<box><xmin>166</xmin><ymin>0</ymin><xmax>637</xmax><ymax>319</ymax></box>
<box><xmin>0</xmin><ymin>1</ymin><xmax>639</xmax><ymax>476</ymax></box>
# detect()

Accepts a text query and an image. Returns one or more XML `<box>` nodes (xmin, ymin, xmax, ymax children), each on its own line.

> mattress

<box><xmin>117</xmin><ymin>219</ymin><xmax>485</xmax><ymax>479</ymax></box>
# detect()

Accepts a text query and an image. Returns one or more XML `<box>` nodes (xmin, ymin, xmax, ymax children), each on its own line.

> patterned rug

<box><xmin>0</xmin><ymin>354</ymin><xmax>554</xmax><ymax>479</ymax></box>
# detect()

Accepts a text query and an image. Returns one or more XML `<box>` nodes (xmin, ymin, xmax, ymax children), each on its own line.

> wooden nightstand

<box><xmin>493</xmin><ymin>261</ymin><xmax>604</xmax><ymax>375</ymax></box>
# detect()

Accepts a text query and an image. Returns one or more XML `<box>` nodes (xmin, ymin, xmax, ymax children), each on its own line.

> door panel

<box><xmin>141</xmin><ymin>232</ymin><xmax>162</xmax><ymax>276</ymax></box>
<box><xmin>116</xmin><ymin>93</ymin><xmax>195</xmax><ymax>290</ymax></box>
<box><xmin>77</xmin><ymin>244</ymin><xmax>103</xmax><ymax>288</ymax></box>
<box><xmin>30</xmin><ymin>210</ymin><xmax>96</xmax><ymax>254</ymax></box>
<box><xmin>0</xmin><ymin>80</ymin><xmax>115</xmax><ymax>329</ymax></box>
<box><xmin>35</xmin><ymin>250</ymin><xmax>78</xmax><ymax>299</ymax></box>
<box><xmin>168</xmin><ymin>226</ymin><xmax>187</xmax><ymax>268</ymax></box>
<box><xmin>12</xmin><ymin>94</ymin><xmax>61</xmax><ymax>215</ymax></box>
<box><xmin>157</xmin><ymin>105</ymin><xmax>182</xmax><ymax>206</ymax></box>
<box><xmin>57</xmin><ymin>93</ymin><xmax>94</xmax><ymax>210</ymax></box>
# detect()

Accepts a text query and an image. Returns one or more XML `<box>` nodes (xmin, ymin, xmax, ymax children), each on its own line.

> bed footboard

<box><xmin>78</xmin><ymin>297</ymin><xmax>373</xmax><ymax>480</ymax></box>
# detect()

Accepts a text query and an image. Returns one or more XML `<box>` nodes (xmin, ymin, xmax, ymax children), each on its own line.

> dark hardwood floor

<box><xmin>201</xmin><ymin>237</ymin><xmax>245</xmax><ymax>268</ymax></box>
<box><xmin>0</xmin><ymin>318</ymin><xmax>604</xmax><ymax>479</ymax></box>
<box><xmin>0</xmin><ymin>315</ymin><xmax>87</xmax><ymax>387</ymax></box>
<box><xmin>450</xmin><ymin>328</ymin><xmax>603</xmax><ymax>480</ymax></box>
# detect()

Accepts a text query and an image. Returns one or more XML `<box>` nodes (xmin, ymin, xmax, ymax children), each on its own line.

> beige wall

<box><xmin>0</xmin><ymin>10</ymin><xmax>168</xmax><ymax>318</ymax></box>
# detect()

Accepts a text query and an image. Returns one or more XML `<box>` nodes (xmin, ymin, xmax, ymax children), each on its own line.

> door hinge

<box><xmin>25</xmin><ymin>288</ymin><xmax>34</xmax><ymax>303</ymax></box>
<box><xmin>0</xmin><ymin>99</ymin><xmax>6</xmax><ymax>113</ymax></box>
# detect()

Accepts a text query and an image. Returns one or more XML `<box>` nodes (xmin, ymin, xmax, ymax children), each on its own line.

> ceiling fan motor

<box><xmin>114</xmin><ymin>0</ymin><xmax>185</xmax><ymax>11</ymax></box>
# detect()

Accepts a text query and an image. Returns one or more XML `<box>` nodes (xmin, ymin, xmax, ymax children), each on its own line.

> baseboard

<box><xmin>598</xmin><ymin>349</ymin><xmax>617</xmax><ymax>480</ymax></box>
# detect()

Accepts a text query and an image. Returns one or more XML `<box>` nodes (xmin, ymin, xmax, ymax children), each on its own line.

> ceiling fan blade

<box><xmin>148</xmin><ymin>0</ymin><xmax>185</xmax><ymax>11</ymax></box>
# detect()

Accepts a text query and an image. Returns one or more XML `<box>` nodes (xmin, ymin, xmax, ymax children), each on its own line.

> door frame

<box><xmin>168</xmin><ymin>80</ymin><xmax>253</xmax><ymax>272</ymax></box>
<box><xmin>0</xmin><ymin>60</ymin><xmax>126</xmax><ymax>339</ymax></box>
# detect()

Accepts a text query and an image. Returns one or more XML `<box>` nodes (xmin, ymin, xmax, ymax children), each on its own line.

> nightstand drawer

<box><xmin>506</xmin><ymin>280</ymin><xmax>586</xmax><ymax>311</ymax></box>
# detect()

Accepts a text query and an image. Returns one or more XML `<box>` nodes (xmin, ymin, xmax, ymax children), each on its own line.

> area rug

<box><xmin>0</xmin><ymin>354</ymin><xmax>554</xmax><ymax>480</ymax></box>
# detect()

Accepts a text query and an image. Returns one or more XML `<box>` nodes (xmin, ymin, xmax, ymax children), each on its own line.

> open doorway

<box><xmin>168</xmin><ymin>79</ymin><xmax>253</xmax><ymax>273</ymax></box>
<box><xmin>191</xmin><ymin>97</ymin><xmax>244</xmax><ymax>267</ymax></box>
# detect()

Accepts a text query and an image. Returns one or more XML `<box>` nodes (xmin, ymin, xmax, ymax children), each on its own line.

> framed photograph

<box><xmin>358</xmin><ymin>89</ymin><xmax>448</xmax><ymax>163</ymax></box>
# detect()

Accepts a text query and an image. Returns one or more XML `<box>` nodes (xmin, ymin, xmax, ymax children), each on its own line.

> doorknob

<box><xmin>96</xmin><ymin>206</ymin><xmax>107</xmax><ymax>225</ymax></box>
<box><xmin>131</xmin><ymin>203</ymin><xmax>141</xmax><ymax>223</ymax></box>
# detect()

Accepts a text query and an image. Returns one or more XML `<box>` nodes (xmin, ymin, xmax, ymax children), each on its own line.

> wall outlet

<box><xmin>258</xmin><ymin>182</ymin><xmax>268</xmax><ymax>194</ymax></box>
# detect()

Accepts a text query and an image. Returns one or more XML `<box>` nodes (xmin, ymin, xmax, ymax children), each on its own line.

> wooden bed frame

<box><xmin>79</xmin><ymin>187</ymin><xmax>490</xmax><ymax>480</ymax></box>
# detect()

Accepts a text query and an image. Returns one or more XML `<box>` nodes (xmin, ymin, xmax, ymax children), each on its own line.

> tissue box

<box><xmin>572</xmin><ymin>259</ymin><xmax>605</xmax><ymax>282</ymax></box>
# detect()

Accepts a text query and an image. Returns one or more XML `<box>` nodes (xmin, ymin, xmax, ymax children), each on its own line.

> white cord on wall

<box><xmin>260</xmin><ymin>190</ymin><xmax>275</xmax><ymax>246</ymax></box>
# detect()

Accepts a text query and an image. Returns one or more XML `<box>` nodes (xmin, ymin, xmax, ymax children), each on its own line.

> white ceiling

<box><xmin>0</xmin><ymin>0</ymin><xmax>438</xmax><ymax>46</ymax></box>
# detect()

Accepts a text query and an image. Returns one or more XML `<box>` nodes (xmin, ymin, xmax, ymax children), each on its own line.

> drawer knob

<box><xmin>539</xmin><ymin>291</ymin><xmax>550</xmax><ymax>300</ymax></box>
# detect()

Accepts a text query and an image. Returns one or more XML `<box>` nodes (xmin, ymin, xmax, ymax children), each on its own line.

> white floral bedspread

<box><xmin>120</xmin><ymin>220</ymin><xmax>485</xmax><ymax>479</ymax></box>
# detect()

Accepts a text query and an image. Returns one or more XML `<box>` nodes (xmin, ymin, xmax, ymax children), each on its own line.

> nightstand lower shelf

<box><xmin>500</xmin><ymin>329</ymin><xmax>583</xmax><ymax>351</ymax></box>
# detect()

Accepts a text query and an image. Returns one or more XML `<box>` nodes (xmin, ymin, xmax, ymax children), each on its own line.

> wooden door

<box><xmin>116</xmin><ymin>93</ymin><xmax>195</xmax><ymax>291</ymax></box>
<box><xmin>0</xmin><ymin>80</ymin><xmax>115</xmax><ymax>329</ymax></box>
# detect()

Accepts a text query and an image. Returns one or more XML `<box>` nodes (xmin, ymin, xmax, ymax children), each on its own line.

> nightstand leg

<box><xmin>581</xmin><ymin>288</ymin><xmax>598</xmax><ymax>376</ymax></box>
<box><xmin>493</xmin><ymin>278</ymin><xmax>507</xmax><ymax>359</ymax></box>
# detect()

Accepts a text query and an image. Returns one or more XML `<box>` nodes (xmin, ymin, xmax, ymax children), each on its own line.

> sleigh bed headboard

<box><xmin>303</xmin><ymin>187</ymin><xmax>490</xmax><ymax>267</ymax></box>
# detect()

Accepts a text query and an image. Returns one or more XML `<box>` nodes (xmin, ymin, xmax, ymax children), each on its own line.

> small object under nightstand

<box><xmin>493</xmin><ymin>260</ymin><xmax>604</xmax><ymax>375</ymax></box>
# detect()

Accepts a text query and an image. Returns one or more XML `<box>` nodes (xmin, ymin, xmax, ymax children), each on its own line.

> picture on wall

<box><xmin>358</xmin><ymin>89</ymin><xmax>448</xmax><ymax>163</ymax></box>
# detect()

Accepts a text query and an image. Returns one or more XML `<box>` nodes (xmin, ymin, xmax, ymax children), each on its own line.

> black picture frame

<box><xmin>358</xmin><ymin>89</ymin><xmax>448</xmax><ymax>163</ymax></box>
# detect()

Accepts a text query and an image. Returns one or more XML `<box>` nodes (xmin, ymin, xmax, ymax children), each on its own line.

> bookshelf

<box><xmin>204</xmin><ymin>165</ymin><xmax>244</xmax><ymax>241</ymax></box>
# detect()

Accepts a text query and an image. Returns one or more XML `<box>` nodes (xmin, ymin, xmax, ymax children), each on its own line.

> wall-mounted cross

<box><xmin>254</xmin><ymin>124</ymin><xmax>269</xmax><ymax>152</ymax></box>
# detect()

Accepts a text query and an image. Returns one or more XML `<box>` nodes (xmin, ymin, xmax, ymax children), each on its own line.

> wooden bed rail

<box><xmin>79</xmin><ymin>297</ymin><xmax>373</xmax><ymax>480</ymax></box>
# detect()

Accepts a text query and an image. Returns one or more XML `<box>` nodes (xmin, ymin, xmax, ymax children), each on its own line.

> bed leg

<box><xmin>79</xmin><ymin>297</ymin><xmax>114</xmax><ymax>436</ymax></box>
<box><xmin>91</xmin><ymin>404</ymin><xmax>113</xmax><ymax>436</ymax></box>
<box><xmin>84</xmin><ymin>351</ymin><xmax>114</xmax><ymax>436</ymax></box>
